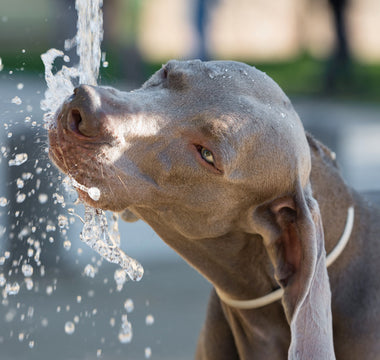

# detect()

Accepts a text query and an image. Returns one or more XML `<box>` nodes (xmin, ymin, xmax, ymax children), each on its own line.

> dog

<box><xmin>48</xmin><ymin>59</ymin><xmax>380</xmax><ymax>359</ymax></box>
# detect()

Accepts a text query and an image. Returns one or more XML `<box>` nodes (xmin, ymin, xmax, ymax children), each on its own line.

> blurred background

<box><xmin>0</xmin><ymin>0</ymin><xmax>379</xmax><ymax>359</ymax></box>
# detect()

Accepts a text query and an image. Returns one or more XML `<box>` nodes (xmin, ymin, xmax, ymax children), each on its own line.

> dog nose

<box><xmin>66</xmin><ymin>85</ymin><xmax>103</xmax><ymax>138</ymax></box>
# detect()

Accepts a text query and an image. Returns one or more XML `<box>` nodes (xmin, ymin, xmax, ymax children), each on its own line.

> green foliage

<box><xmin>2</xmin><ymin>51</ymin><xmax>379</xmax><ymax>102</ymax></box>
<box><xmin>251</xmin><ymin>54</ymin><xmax>380</xmax><ymax>102</ymax></box>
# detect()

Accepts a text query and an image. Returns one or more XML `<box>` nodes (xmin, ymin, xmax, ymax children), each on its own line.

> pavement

<box><xmin>0</xmin><ymin>71</ymin><xmax>379</xmax><ymax>360</ymax></box>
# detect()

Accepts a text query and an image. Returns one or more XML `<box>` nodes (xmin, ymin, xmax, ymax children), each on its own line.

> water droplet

<box><xmin>0</xmin><ymin>273</ymin><xmax>6</xmax><ymax>286</ymax></box>
<box><xmin>28</xmin><ymin>340</ymin><xmax>35</xmax><ymax>349</ymax></box>
<box><xmin>11</xmin><ymin>96</ymin><xmax>22</xmax><ymax>105</ymax></box>
<box><xmin>17</xmin><ymin>83</ymin><xmax>24</xmax><ymax>90</ymax></box>
<box><xmin>22</xmin><ymin>264</ymin><xmax>33</xmax><ymax>277</ymax></box>
<box><xmin>0</xmin><ymin>197</ymin><xmax>8</xmax><ymax>207</ymax></box>
<box><xmin>118</xmin><ymin>315</ymin><xmax>133</xmax><ymax>343</ymax></box>
<box><xmin>58</xmin><ymin>215</ymin><xmax>69</xmax><ymax>229</ymax></box>
<box><xmin>25</xmin><ymin>278</ymin><xmax>34</xmax><ymax>290</ymax></box>
<box><xmin>9</xmin><ymin>153</ymin><xmax>28</xmax><ymax>166</ymax></box>
<box><xmin>88</xmin><ymin>187</ymin><xmax>101</xmax><ymax>201</ymax></box>
<box><xmin>96</xmin><ymin>349</ymin><xmax>102</xmax><ymax>357</ymax></box>
<box><xmin>18</xmin><ymin>333</ymin><xmax>25</xmax><ymax>342</ymax></box>
<box><xmin>102</xmin><ymin>61</ymin><xmax>109</xmax><ymax>68</ymax></box>
<box><xmin>114</xmin><ymin>269</ymin><xmax>127</xmax><ymax>291</ymax></box>
<box><xmin>145</xmin><ymin>347</ymin><xmax>152</xmax><ymax>359</ymax></box>
<box><xmin>16</xmin><ymin>193</ymin><xmax>26</xmax><ymax>203</ymax></box>
<box><xmin>27</xmin><ymin>307</ymin><xmax>34</xmax><ymax>318</ymax></box>
<box><xmin>53</xmin><ymin>193</ymin><xmax>65</xmax><ymax>204</ymax></box>
<box><xmin>124</xmin><ymin>299</ymin><xmax>134</xmax><ymax>313</ymax></box>
<box><xmin>46</xmin><ymin>285</ymin><xmax>53</xmax><ymax>295</ymax></box>
<box><xmin>38</xmin><ymin>193</ymin><xmax>48</xmax><ymax>204</ymax></box>
<box><xmin>4</xmin><ymin>282</ymin><xmax>20</xmax><ymax>296</ymax></box>
<box><xmin>5</xmin><ymin>309</ymin><xmax>17</xmax><ymax>322</ymax></box>
<box><xmin>46</xmin><ymin>223</ymin><xmax>56</xmax><ymax>232</ymax></box>
<box><xmin>63</xmin><ymin>240</ymin><xmax>71</xmax><ymax>250</ymax></box>
<box><xmin>64</xmin><ymin>321</ymin><xmax>75</xmax><ymax>335</ymax></box>
<box><xmin>109</xmin><ymin>317</ymin><xmax>116</xmax><ymax>327</ymax></box>
<box><xmin>145</xmin><ymin>314</ymin><xmax>154</xmax><ymax>326</ymax></box>
<box><xmin>16</xmin><ymin>178</ymin><xmax>24</xmax><ymax>189</ymax></box>
<box><xmin>22</xmin><ymin>172</ymin><xmax>33</xmax><ymax>180</ymax></box>
<box><xmin>84</xmin><ymin>264</ymin><xmax>96</xmax><ymax>278</ymax></box>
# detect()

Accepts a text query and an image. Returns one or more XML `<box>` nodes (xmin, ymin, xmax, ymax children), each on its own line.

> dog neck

<box><xmin>215</xmin><ymin>206</ymin><xmax>354</xmax><ymax>309</ymax></box>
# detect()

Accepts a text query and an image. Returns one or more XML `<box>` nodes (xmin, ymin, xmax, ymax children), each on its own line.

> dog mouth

<box><xmin>48</xmin><ymin>112</ymin><xmax>116</xmax><ymax>210</ymax></box>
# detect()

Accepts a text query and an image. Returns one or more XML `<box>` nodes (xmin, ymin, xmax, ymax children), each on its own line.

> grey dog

<box><xmin>49</xmin><ymin>60</ymin><xmax>380</xmax><ymax>359</ymax></box>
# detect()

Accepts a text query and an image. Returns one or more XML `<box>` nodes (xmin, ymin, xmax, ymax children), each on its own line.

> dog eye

<box><xmin>200</xmin><ymin>147</ymin><xmax>215</xmax><ymax>165</ymax></box>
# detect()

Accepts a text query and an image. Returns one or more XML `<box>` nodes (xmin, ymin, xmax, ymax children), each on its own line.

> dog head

<box><xmin>49</xmin><ymin>59</ymin><xmax>334</xmax><ymax>357</ymax></box>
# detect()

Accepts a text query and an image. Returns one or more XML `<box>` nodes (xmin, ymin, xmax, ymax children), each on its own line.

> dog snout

<box><xmin>63</xmin><ymin>84</ymin><xmax>103</xmax><ymax>138</ymax></box>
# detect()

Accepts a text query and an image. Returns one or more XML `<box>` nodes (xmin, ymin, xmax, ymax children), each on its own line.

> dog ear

<box><xmin>252</xmin><ymin>181</ymin><xmax>335</xmax><ymax>359</ymax></box>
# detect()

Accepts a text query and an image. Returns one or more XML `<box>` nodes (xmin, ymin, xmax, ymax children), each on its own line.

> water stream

<box><xmin>40</xmin><ymin>0</ymin><xmax>144</xmax><ymax>282</ymax></box>
<box><xmin>0</xmin><ymin>0</ymin><xmax>149</xmax><ymax>355</ymax></box>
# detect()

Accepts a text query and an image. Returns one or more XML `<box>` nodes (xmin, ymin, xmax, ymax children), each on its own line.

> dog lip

<box><xmin>48</xmin><ymin>147</ymin><xmax>64</xmax><ymax>171</ymax></box>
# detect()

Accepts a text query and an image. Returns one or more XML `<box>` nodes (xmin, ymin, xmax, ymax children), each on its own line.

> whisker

<box><xmin>108</xmin><ymin>162</ymin><xmax>129</xmax><ymax>193</ymax></box>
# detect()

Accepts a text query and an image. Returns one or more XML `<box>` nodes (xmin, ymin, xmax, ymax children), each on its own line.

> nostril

<box><xmin>69</xmin><ymin>109</ymin><xmax>83</xmax><ymax>134</ymax></box>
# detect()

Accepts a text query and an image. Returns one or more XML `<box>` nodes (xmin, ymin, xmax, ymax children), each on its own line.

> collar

<box><xmin>215</xmin><ymin>206</ymin><xmax>355</xmax><ymax>310</ymax></box>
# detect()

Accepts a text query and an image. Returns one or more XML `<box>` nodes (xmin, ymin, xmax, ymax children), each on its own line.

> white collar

<box><xmin>215</xmin><ymin>206</ymin><xmax>355</xmax><ymax>310</ymax></box>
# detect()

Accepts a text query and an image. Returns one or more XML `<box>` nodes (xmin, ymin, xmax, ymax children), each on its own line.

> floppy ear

<box><xmin>253</xmin><ymin>181</ymin><xmax>335</xmax><ymax>359</ymax></box>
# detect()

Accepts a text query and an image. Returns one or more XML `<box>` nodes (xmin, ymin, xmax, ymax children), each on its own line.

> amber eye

<box><xmin>199</xmin><ymin>147</ymin><xmax>215</xmax><ymax>165</ymax></box>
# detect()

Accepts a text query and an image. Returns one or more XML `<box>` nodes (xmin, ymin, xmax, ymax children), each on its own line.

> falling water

<box><xmin>0</xmin><ymin>1</ymin><xmax>151</xmax><ymax>356</ymax></box>
<box><xmin>40</xmin><ymin>0</ymin><xmax>144</xmax><ymax>282</ymax></box>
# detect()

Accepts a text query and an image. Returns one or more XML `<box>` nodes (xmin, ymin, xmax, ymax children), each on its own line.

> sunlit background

<box><xmin>0</xmin><ymin>0</ymin><xmax>379</xmax><ymax>359</ymax></box>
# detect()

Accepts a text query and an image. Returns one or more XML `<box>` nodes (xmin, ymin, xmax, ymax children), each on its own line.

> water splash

<box><xmin>41</xmin><ymin>0</ymin><xmax>103</xmax><ymax>125</ymax></box>
<box><xmin>30</xmin><ymin>0</ymin><xmax>146</xmax><ymax>351</ymax></box>
<box><xmin>40</xmin><ymin>0</ymin><xmax>143</xmax><ymax>282</ymax></box>
<box><xmin>81</xmin><ymin>206</ymin><xmax>144</xmax><ymax>281</ymax></box>
<box><xmin>8</xmin><ymin>153</ymin><xmax>28</xmax><ymax>166</ymax></box>
<box><xmin>40</xmin><ymin>48</ymin><xmax>79</xmax><ymax>125</ymax></box>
